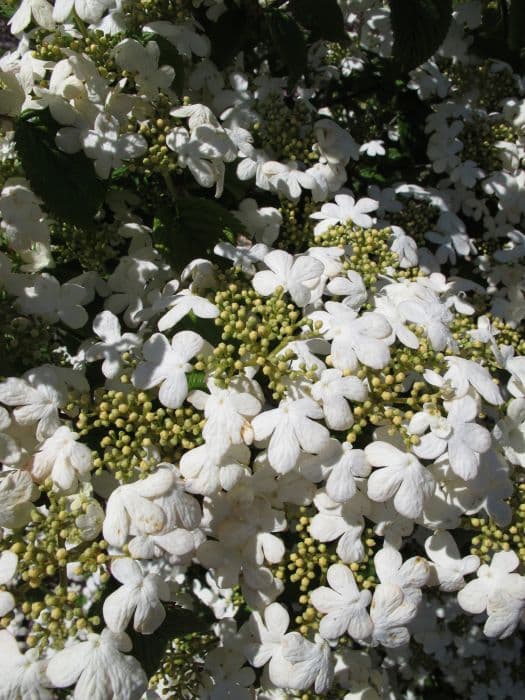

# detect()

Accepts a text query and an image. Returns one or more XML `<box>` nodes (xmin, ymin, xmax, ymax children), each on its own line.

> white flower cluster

<box><xmin>0</xmin><ymin>1</ymin><xmax>524</xmax><ymax>698</ymax></box>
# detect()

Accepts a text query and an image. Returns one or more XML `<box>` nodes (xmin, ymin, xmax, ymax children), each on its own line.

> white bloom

<box><xmin>0</xmin><ymin>469</ymin><xmax>37</xmax><ymax>529</ymax></box>
<box><xmin>457</xmin><ymin>550</ymin><xmax>525</xmax><ymax>638</ymax></box>
<box><xmin>369</xmin><ymin>583</ymin><xmax>417</xmax><ymax>647</ymax></box>
<box><xmin>326</xmin><ymin>270</ymin><xmax>367</xmax><ymax>309</ymax></box>
<box><xmin>46</xmin><ymin>628</ymin><xmax>147</xmax><ymax>700</ymax></box>
<box><xmin>281</xmin><ymin>632</ymin><xmax>333</xmax><ymax>694</ymax></box>
<box><xmin>113</xmin><ymin>39</ymin><xmax>175</xmax><ymax>98</ymax></box>
<box><xmin>12</xmin><ymin>274</ymin><xmax>88</xmax><ymax>328</ymax></box>
<box><xmin>493</xmin><ymin>398</ymin><xmax>525</xmax><ymax>467</ymax></box>
<box><xmin>310</xmin><ymin>302</ymin><xmax>392</xmax><ymax>371</ymax></box>
<box><xmin>81</xmin><ymin>112</ymin><xmax>147</xmax><ymax>179</ymax></box>
<box><xmin>0</xmin><ymin>631</ymin><xmax>52</xmax><ymax>699</ymax></box>
<box><xmin>188</xmin><ymin>377</ymin><xmax>262</xmax><ymax>452</ymax></box>
<box><xmin>132</xmin><ymin>331</ymin><xmax>204</xmax><ymax>408</ymax></box>
<box><xmin>252</xmin><ymin>249</ymin><xmax>324</xmax><ymax>307</ymax></box>
<box><xmin>359</xmin><ymin>140</ymin><xmax>385</xmax><ymax>157</ymax></box>
<box><xmin>32</xmin><ymin>425</ymin><xmax>93</xmax><ymax>490</ymax></box>
<box><xmin>311</xmin><ymin>564</ymin><xmax>373</xmax><ymax>640</ymax></box>
<box><xmin>9</xmin><ymin>0</ymin><xmax>54</xmax><ymax>34</ymax></box>
<box><xmin>252</xmin><ymin>397</ymin><xmax>329</xmax><ymax>473</ymax></box>
<box><xmin>156</xmin><ymin>289</ymin><xmax>218</xmax><ymax>333</ymax></box>
<box><xmin>373</xmin><ymin>545</ymin><xmax>430</xmax><ymax>605</ymax></box>
<box><xmin>0</xmin><ymin>406</ymin><xmax>21</xmax><ymax>465</ymax></box>
<box><xmin>180</xmin><ymin>443</ymin><xmax>250</xmax><ymax>495</ymax></box>
<box><xmin>310</xmin><ymin>193</ymin><xmax>378</xmax><ymax>235</ymax></box>
<box><xmin>244</xmin><ymin>602</ymin><xmax>291</xmax><ymax>688</ymax></box>
<box><xmin>53</xmin><ymin>0</ymin><xmax>111</xmax><ymax>23</ymax></box>
<box><xmin>311</xmin><ymin>369</ymin><xmax>368</xmax><ymax>431</ymax></box>
<box><xmin>365</xmin><ymin>442</ymin><xmax>435</xmax><ymax>519</ymax></box>
<box><xmin>0</xmin><ymin>371</ymin><xmax>64</xmax><ymax>441</ymax></box>
<box><xmin>85</xmin><ymin>311</ymin><xmax>140</xmax><ymax>379</ymax></box>
<box><xmin>145</xmin><ymin>21</ymin><xmax>210</xmax><ymax>58</ymax></box>
<box><xmin>424</xmin><ymin>530</ymin><xmax>480</xmax><ymax>592</ymax></box>
<box><xmin>103</xmin><ymin>558</ymin><xmax>171</xmax><ymax>634</ymax></box>
<box><xmin>308</xmin><ymin>491</ymin><xmax>366</xmax><ymax>563</ymax></box>
<box><xmin>0</xmin><ymin>551</ymin><xmax>17</xmax><ymax>616</ymax></box>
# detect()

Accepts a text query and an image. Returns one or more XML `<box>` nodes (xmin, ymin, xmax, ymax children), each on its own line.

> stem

<box><xmin>162</xmin><ymin>171</ymin><xmax>178</xmax><ymax>200</ymax></box>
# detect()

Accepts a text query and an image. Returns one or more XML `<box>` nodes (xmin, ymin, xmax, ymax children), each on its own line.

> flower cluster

<box><xmin>0</xmin><ymin>1</ymin><xmax>524</xmax><ymax>698</ymax></box>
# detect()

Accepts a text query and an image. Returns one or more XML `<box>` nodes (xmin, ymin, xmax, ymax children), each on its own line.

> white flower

<box><xmin>281</xmin><ymin>632</ymin><xmax>333</xmax><ymax>694</ymax></box>
<box><xmin>46</xmin><ymin>628</ymin><xmax>148</xmax><ymax>700</ymax></box>
<box><xmin>0</xmin><ymin>406</ymin><xmax>21</xmax><ymax>465</ymax></box>
<box><xmin>9</xmin><ymin>0</ymin><xmax>54</xmax><ymax>34</ymax></box>
<box><xmin>311</xmin><ymin>369</ymin><xmax>368</xmax><ymax>431</ymax></box>
<box><xmin>0</xmin><ymin>551</ymin><xmax>17</xmax><ymax>616</ymax></box>
<box><xmin>188</xmin><ymin>377</ymin><xmax>262</xmax><ymax>452</ymax></box>
<box><xmin>364</xmin><ymin>441</ymin><xmax>435</xmax><ymax>519</ymax></box>
<box><xmin>252</xmin><ymin>249</ymin><xmax>324</xmax><ymax>307</ymax></box>
<box><xmin>113</xmin><ymin>39</ymin><xmax>175</xmax><ymax>98</ymax></box>
<box><xmin>373</xmin><ymin>545</ymin><xmax>430</xmax><ymax>605</ymax></box>
<box><xmin>457</xmin><ymin>550</ymin><xmax>525</xmax><ymax>639</ymax></box>
<box><xmin>244</xmin><ymin>602</ymin><xmax>291</xmax><ymax>688</ymax></box>
<box><xmin>314</xmin><ymin>119</ymin><xmax>359</xmax><ymax>165</ymax></box>
<box><xmin>81</xmin><ymin>113</ymin><xmax>147</xmax><ymax>179</ymax></box>
<box><xmin>359</xmin><ymin>140</ymin><xmax>385</xmax><ymax>157</ymax></box>
<box><xmin>310</xmin><ymin>302</ymin><xmax>392</xmax><ymax>371</ymax></box>
<box><xmin>132</xmin><ymin>331</ymin><xmax>205</xmax><ymax>408</ymax></box>
<box><xmin>493</xmin><ymin>398</ymin><xmax>525</xmax><ymax>467</ymax></box>
<box><xmin>180</xmin><ymin>443</ymin><xmax>250</xmax><ymax>495</ymax></box>
<box><xmin>85</xmin><ymin>311</ymin><xmax>140</xmax><ymax>379</ymax></box>
<box><xmin>310</xmin><ymin>564</ymin><xmax>373</xmax><ymax>640</ymax></box>
<box><xmin>399</xmin><ymin>286</ymin><xmax>454</xmax><ymax>352</ymax></box>
<box><xmin>369</xmin><ymin>583</ymin><xmax>417</xmax><ymax>647</ymax></box>
<box><xmin>252</xmin><ymin>397</ymin><xmax>329</xmax><ymax>474</ymax></box>
<box><xmin>12</xmin><ymin>274</ymin><xmax>88</xmax><ymax>328</ymax></box>
<box><xmin>424</xmin><ymin>530</ymin><xmax>480</xmax><ymax>592</ymax></box>
<box><xmin>426</xmin><ymin>356</ymin><xmax>503</xmax><ymax>405</ymax></box>
<box><xmin>0</xmin><ymin>372</ymin><xmax>63</xmax><ymax>441</ymax></box>
<box><xmin>156</xmin><ymin>289</ymin><xmax>218</xmax><ymax>333</ymax></box>
<box><xmin>32</xmin><ymin>425</ymin><xmax>93</xmax><ymax>490</ymax></box>
<box><xmin>0</xmin><ymin>631</ymin><xmax>52</xmax><ymax>699</ymax></box>
<box><xmin>103</xmin><ymin>558</ymin><xmax>171</xmax><ymax>634</ymax></box>
<box><xmin>145</xmin><ymin>21</ymin><xmax>210</xmax><ymax>58</ymax></box>
<box><xmin>103</xmin><ymin>464</ymin><xmax>201</xmax><ymax>560</ymax></box>
<box><xmin>234</xmin><ymin>198</ymin><xmax>282</xmax><ymax>245</ymax></box>
<box><xmin>308</xmin><ymin>491</ymin><xmax>366</xmax><ymax>563</ymax></box>
<box><xmin>53</xmin><ymin>0</ymin><xmax>111</xmax><ymax>23</ymax></box>
<box><xmin>310</xmin><ymin>193</ymin><xmax>378</xmax><ymax>235</ymax></box>
<box><xmin>326</xmin><ymin>270</ymin><xmax>367</xmax><ymax>309</ymax></box>
<box><xmin>0</xmin><ymin>470</ymin><xmax>37</xmax><ymax>529</ymax></box>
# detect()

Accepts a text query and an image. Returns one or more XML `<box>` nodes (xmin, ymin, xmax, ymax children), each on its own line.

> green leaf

<box><xmin>130</xmin><ymin>604</ymin><xmax>210</xmax><ymax>679</ymax></box>
<box><xmin>148</xmin><ymin>34</ymin><xmax>186</xmax><ymax>97</ymax></box>
<box><xmin>389</xmin><ymin>0</ymin><xmax>453</xmax><ymax>72</ymax></box>
<box><xmin>14</xmin><ymin>111</ymin><xmax>106</xmax><ymax>228</ymax></box>
<box><xmin>186</xmin><ymin>370</ymin><xmax>207</xmax><ymax>392</ymax></box>
<box><xmin>152</xmin><ymin>197</ymin><xmax>245</xmax><ymax>270</ymax></box>
<box><xmin>289</xmin><ymin>0</ymin><xmax>347</xmax><ymax>42</ymax></box>
<box><xmin>509</xmin><ymin>0</ymin><xmax>525</xmax><ymax>52</ymax></box>
<box><xmin>207</xmin><ymin>5</ymin><xmax>248</xmax><ymax>69</ymax></box>
<box><xmin>266</xmin><ymin>10</ymin><xmax>307</xmax><ymax>84</ymax></box>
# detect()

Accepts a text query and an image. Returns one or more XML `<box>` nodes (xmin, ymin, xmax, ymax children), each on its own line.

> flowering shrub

<box><xmin>0</xmin><ymin>0</ymin><xmax>525</xmax><ymax>697</ymax></box>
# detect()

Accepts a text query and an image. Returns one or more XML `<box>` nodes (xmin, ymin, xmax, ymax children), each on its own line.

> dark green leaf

<box><xmin>389</xmin><ymin>0</ymin><xmax>453</xmax><ymax>72</ymax></box>
<box><xmin>289</xmin><ymin>0</ymin><xmax>347</xmax><ymax>42</ymax></box>
<box><xmin>14</xmin><ymin>111</ymin><xmax>106</xmax><ymax>228</ymax></box>
<box><xmin>152</xmin><ymin>197</ymin><xmax>245</xmax><ymax>270</ymax></box>
<box><xmin>207</xmin><ymin>5</ymin><xmax>248</xmax><ymax>69</ymax></box>
<box><xmin>509</xmin><ymin>0</ymin><xmax>525</xmax><ymax>52</ymax></box>
<box><xmin>148</xmin><ymin>34</ymin><xmax>186</xmax><ymax>97</ymax></box>
<box><xmin>266</xmin><ymin>10</ymin><xmax>307</xmax><ymax>84</ymax></box>
<box><xmin>186</xmin><ymin>370</ymin><xmax>207</xmax><ymax>391</ymax></box>
<box><xmin>130</xmin><ymin>604</ymin><xmax>210</xmax><ymax>679</ymax></box>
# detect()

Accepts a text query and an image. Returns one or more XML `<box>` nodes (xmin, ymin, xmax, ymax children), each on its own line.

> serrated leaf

<box><xmin>14</xmin><ymin>111</ymin><xmax>106</xmax><ymax>228</ymax></box>
<box><xmin>289</xmin><ymin>0</ymin><xmax>347</xmax><ymax>42</ymax></box>
<box><xmin>389</xmin><ymin>0</ymin><xmax>453</xmax><ymax>72</ymax></box>
<box><xmin>266</xmin><ymin>10</ymin><xmax>307</xmax><ymax>84</ymax></box>
<box><xmin>152</xmin><ymin>197</ymin><xmax>244</xmax><ymax>270</ymax></box>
